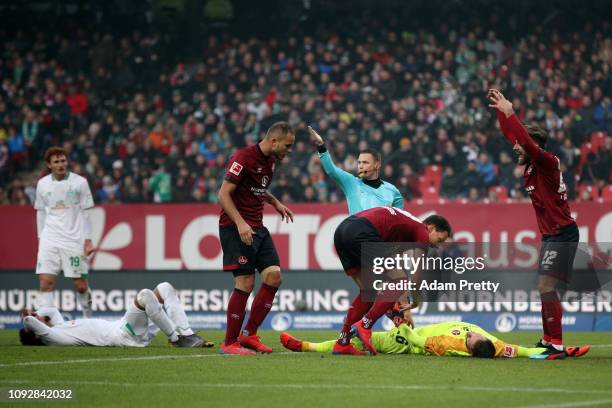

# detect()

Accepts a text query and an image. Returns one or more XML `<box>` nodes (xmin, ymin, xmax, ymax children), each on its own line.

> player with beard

<box><xmin>487</xmin><ymin>89</ymin><xmax>589</xmax><ymax>359</ymax></box>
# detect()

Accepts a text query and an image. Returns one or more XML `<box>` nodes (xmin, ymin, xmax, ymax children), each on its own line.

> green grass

<box><xmin>1</xmin><ymin>330</ymin><xmax>611</xmax><ymax>408</ymax></box>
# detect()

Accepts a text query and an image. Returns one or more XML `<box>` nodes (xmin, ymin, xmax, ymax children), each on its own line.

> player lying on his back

<box><xmin>19</xmin><ymin>282</ymin><xmax>213</xmax><ymax>348</ymax></box>
<box><xmin>281</xmin><ymin>307</ymin><xmax>590</xmax><ymax>360</ymax></box>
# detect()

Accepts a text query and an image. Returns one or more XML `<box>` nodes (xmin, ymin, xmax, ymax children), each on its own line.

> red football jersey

<box><xmin>356</xmin><ymin>206</ymin><xmax>430</xmax><ymax>243</ymax></box>
<box><xmin>219</xmin><ymin>144</ymin><xmax>276</xmax><ymax>228</ymax></box>
<box><xmin>498</xmin><ymin>112</ymin><xmax>574</xmax><ymax>236</ymax></box>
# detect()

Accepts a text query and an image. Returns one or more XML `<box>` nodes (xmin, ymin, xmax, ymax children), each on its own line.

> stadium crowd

<box><xmin>0</xmin><ymin>1</ymin><xmax>610</xmax><ymax>206</ymax></box>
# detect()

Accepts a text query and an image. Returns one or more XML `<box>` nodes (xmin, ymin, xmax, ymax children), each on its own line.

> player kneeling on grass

<box><xmin>19</xmin><ymin>282</ymin><xmax>213</xmax><ymax>348</ymax></box>
<box><xmin>281</xmin><ymin>306</ymin><xmax>589</xmax><ymax>360</ymax></box>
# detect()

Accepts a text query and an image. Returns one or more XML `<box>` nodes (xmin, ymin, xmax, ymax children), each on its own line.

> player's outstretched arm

<box><xmin>218</xmin><ymin>180</ymin><xmax>255</xmax><ymax>245</ymax></box>
<box><xmin>265</xmin><ymin>191</ymin><xmax>294</xmax><ymax>223</ymax></box>
<box><xmin>487</xmin><ymin>89</ymin><xmax>517</xmax><ymax>144</ymax></box>
<box><xmin>308</xmin><ymin>126</ymin><xmax>355</xmax><ymax>192</ymax></box>
<box><xmin>488</xmin><ymin>89</ymin><xmax>541</xmax><ymax>158</ymax></box>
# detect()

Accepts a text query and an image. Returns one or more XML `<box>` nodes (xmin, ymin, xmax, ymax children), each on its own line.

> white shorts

<box><xmin>36</xmin><ymin>242</ymin><xmax>88</xmax><ymax>279</ymax></box>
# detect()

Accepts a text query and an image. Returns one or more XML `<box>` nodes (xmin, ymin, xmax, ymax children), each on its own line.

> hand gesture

<box><xmin>487</xmin><ymin>89</ymin><xmax>513</xmax><ymax>116</ymax></box>
<box><xmin>308</xmin><ymin>126</ymin><xmax>325</xmax><ymax>147</ymax></box>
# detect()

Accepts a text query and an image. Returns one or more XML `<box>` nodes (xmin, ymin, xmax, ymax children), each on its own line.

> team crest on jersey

<box><xmin>504</xmin><ymin>345</ymin><xmax>515</xmax><ymax>357</ymax></box>
<box><xmin>229</xmin><ymin>162</ymin><xmax>243</xmax><ymax>176</ymax></box>
<box><xmin>261</xmin><ymin>176</ymin><xmax>269</xmax><ymax>187</ymax></box>
<box><xmin>66</xmin><ymin>187</ymin><xmax>78</xmax><ymax>204</ymax></box>
<box><xmin>238</xmin><ymin>256</ymin><xmax>248</xmax><ymax>265</ymax></box>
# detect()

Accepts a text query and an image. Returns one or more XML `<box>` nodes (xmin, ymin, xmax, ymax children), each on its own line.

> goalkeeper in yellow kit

<box><xmin>280</xmin><ymin>307</ymin><xmax>590</xmax><ymax>359</ymax></box>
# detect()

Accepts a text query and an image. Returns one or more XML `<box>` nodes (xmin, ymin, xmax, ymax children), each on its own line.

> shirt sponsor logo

<box><xmin>229</xmin><ymin>162</ymin><xmax>243</xmax><ymax>176</ymax></box>
<box><xmin>451</xmin><ymin>329</ymin><xmax>460</xmax><ymax>335</ymax></box>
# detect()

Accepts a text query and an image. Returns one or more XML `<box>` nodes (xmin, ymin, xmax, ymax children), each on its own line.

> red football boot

<box><xmin>219</xmin><ymin>342</ymin><xmax>256</xmax><ymax>355</ymax></box>
<box><xmin>239</xmin><ymin>333</ymin><xmax>273</xmax><ymax>353</ymax></box>
<box><xmin>565</xmin><ymin>345</ymin><xmax>590</xmax><ymax>358</ymax></box>
<box><xmin>280</xmin><ymin>332</ymin><xmax>303</xmax><ymax>352</ymax></box>
<box><xmin>354</xmin><ymin>320</ymin><xmax>377</xmax><ymax>355</ymax></box>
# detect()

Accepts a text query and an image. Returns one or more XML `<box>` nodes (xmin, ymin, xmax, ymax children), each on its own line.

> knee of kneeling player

<box><xmin>136</xmin><ymin>289</ymin><xmax>160</xmax><ymax>311</ymax></box>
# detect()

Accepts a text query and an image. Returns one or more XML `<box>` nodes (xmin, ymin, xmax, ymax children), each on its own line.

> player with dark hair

<box><xmin>281</xmin><ymin>307</ymin><xmax>590</xmax><ymax>359</ymax></box>
<box><xmin>35</xmin><ymin>146</ymin><xmax>95</xmax><ymax>318</ymax></box>
<box><xmin>217</xmin><ymin>121</ymin><xmax>295</xmax><ymax>355</ymax></box>
<box><xmin>332</xmin><ymin>206</ymin><xmax>451</xmax><ymax>355</ymax></box>
<box><xmin>308</xmin><ymin>127</ymin><xmax>403</xmax><ymax>214</ymax></box>
<box><xmin>487</xmin><ymin>89</ymin><xmax>589</xmax><ymax>359</ymax></box>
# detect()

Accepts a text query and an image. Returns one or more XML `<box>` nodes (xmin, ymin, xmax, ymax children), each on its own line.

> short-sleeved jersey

<box><xmin>35</xmin><ymin>172</ymin><xmax>94</xmax><ymax>250</ymax></box>
<box><xmin>220</xmin><ymin>144</ymin><xmax>276</xmax><ymax>228</ymax></box>
<box><xmin>355</xmin><ymin>206</ymin><xmax>430</xmax><ymax>243</ymax></box>
<box><xmin>319</xmin><ymin>151</ymin><xmax>403</xmax><ymax>214</ymax></box>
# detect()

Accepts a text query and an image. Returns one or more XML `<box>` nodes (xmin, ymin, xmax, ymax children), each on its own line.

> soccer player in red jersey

<box><xmin>488</xmin><ymin>89</ymin><xmax>589</xmax><ymax>359</ymax></box>
<box><xmin>332</xmin><ymin>206</ymin><xmax>451</xmax><ymax>355</ymax></box>
<box><xmin>217</xmin><ymin>122</ymin><xmax>295</xmax><ymax>355</ymax></box>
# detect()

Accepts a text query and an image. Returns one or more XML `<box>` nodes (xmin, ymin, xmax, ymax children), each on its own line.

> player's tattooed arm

<box><xmin>265</xmin><ymin>192</ymin><xmax>294</xmax><ymax>223</ymax></box>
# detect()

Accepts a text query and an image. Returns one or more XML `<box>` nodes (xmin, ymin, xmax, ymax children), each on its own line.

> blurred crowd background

<box><xmin>0</xmin><ymin>0</ymin><xmax>610</xmax><ymax>206</ymax></box>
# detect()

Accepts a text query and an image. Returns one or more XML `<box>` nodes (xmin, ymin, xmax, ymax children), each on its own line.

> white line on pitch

<box><xmin>0</xmin><ymin>352</ymin><xmax>301</xmax><ymax>367</ymax></box>
<box><xmin>1</xmin><ymin>380</ymin><xmax>612</xmax><ymax>396</ymax></box>
<box><xmin>513</xmin><ymin>398</ymin><xmax>612</xmax><ymax>408</ymax></box>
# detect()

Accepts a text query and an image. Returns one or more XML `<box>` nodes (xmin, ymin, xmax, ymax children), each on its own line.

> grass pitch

<box><xmin>1</xmin><ymin>330</ymin><xmax>611</xmax><ymax>408</ymax></box>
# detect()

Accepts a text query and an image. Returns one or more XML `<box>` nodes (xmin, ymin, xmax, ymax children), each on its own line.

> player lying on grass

<box><xmin>19</xmin><ymin>282</ymin><xmax>213</xmax><ymax>348</ymax></box>
<box><xmin>281</xmin><ymin>307</ymin><xmax>590</xmax><ymax>359</ymax></box>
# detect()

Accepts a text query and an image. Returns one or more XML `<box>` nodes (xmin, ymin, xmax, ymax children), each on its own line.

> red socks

<box><xmin>338</xmin><ymin>293</ymin><xmax>372</xmax><ymax>345</ymax></box>
<box><xmin>244</xmin><ymin>283</ymin><xmax>278</xmax><ymax>336</ymax></box>
<box><xmin>224</xmin><ymin>288</ymin><xmax>250</xmax><ymax>345</ymax></box>
<box><xmin>541</xmin><ymin>291</ymin><xmax>563</xmax><ymax>345</ymax></box>
<box><xmin>362</xmin><ymin>301</ymin><xmax>396</xmax><ymax>329</ymax></box>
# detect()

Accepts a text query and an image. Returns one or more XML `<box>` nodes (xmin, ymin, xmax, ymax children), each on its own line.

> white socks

<box><xmin>137</xmin><ymin>289</ymin><xmax>178</xmax><ymax>342</ymax></box>
<box><xmin>156</xmin><ymin>282</ymin><xmax>194</xmax><ymax>336</ymax></box>
<box><xmin>76</xmin><ymin>289</ymin><xmax>93</xmax><ymax>318</ymax></box>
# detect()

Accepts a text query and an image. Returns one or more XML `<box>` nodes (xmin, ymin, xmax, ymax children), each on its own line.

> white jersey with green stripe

<box><xmin>30</xmin><ymin>316</ymin><xmax>155</xmax><ymax>347</ymax></box>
